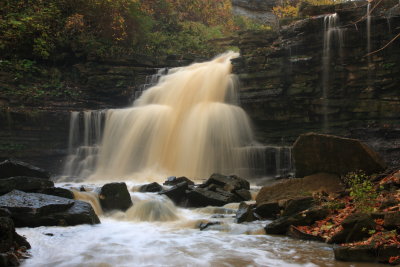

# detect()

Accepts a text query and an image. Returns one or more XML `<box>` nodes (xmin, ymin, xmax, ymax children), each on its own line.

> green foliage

<box><xmin>233</xmin><ymin>16</ymin><xmax>272</xmax><ymax>31</ymax></box>
<box><xmin>344</xmin><ymin>171</ymin><xmax>379</xmax><ymax>213</ymax></box>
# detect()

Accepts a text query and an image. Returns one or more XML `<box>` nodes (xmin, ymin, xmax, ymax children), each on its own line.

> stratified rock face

<box><xmin>0</xmin><ymin>190</ymin><xmax>99</xmax><ymax>227</ymax></box>
<box><xmin>293</xmin><ymin>133</ymin><xmax>387</xmax><ymax>177</ymax></box>
<box><xmin>0</xmin><ymin>159</ymin><xmax>50</xmax><ymax>179</ymax></box>
<box><xmin>99</xmin><ymin>183</ymin><xmax>133</xmax><ymax>212</ymax></box>
<box><xmin>233</xmin><ymin>1</ymin><xmax>400</xmax><ymax>166</ymax></box>
<box><xmin>232</xmin><ymin>0</ymin><xmax>278</xmax><ymax>25</ymax></box>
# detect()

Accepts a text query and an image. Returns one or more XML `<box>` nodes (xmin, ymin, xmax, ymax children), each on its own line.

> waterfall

<box><xmin>133</xmin><ymin>68</ymin><xmax>169</xmax><ymax>100</ymax></box>
<box><xmin>62</xmin><ymin>52</ymin><xmax>294</xmax><ymax>181</ymax></box>
<box><xmin>321</xmin><ymin>14</ymin><xmax>343</xmax><ymax>133</ymax></box>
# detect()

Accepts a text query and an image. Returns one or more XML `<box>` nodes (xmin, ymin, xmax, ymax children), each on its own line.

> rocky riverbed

<box><xmin>0</xmin><ymin>133</ymin><xmax>399</xmax><ymax>266</ymax></box>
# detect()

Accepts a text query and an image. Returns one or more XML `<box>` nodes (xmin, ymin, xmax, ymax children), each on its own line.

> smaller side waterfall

<box><xmin>62</xmin><ymin>110</ymin><xmax>105</xmax><ymax>179</ymax></box>
<box><xmin>321</xmin><ymin>14</ymin><xmax>343</xmax><ymax>133</ymax></box>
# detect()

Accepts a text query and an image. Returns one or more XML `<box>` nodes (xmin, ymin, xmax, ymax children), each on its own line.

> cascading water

<box><xmin>62</xmin><ymin>110</ymin><xmax>105</xmax><ymax>179</ymax></box>
<box><xmin>321</xmin><ymin>14</ymin><xmax>343</xmax><ymax>133</ymax></box>
<box><xmin>84</xmin><ymin>52</ymin><xmax>266</xmax><ymax>181</ymax></box>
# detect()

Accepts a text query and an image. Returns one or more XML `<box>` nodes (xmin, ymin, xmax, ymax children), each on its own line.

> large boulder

<box><xmin>99</xmin><ymin>183</ymin><xmax>132</xmax><ymax>212</ymax></box>
<box><xmin>33</xmin><ymin>187</ymin><xmax>74</xmax><ymax>199</ymax></box>
<box><xmin>254</xmin><ymin>201</ymin><xmax>280</xmax><ymax>219</ymax></box>
<box><xmin>281</xmin><ymin>197</ymin><xmax>314</xmax><ymax>217</ymax></box>
<box><xmin>0</xmin><ymin>176</ymin><xmax>54</xmax><ymax>195</ymax></box>
<box><xmin>0</xmin><ymin>190</ymin><xmax>99</xmax><ymax>227</ymax></box>
<box><xmin>0</xmin><ymin>159</ymin><xmax>50</xmax><ymax>179</ymax></box>
<box><xmin>292</xmin><ymin>133</ymin><xmax>387</xmax><ymax>177</ymax></box>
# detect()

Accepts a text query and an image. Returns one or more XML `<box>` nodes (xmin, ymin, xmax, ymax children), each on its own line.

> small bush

<box><xmin>343</xmin><ymin>170</ymin><xmax>378</xmax><ymax>213</ymax></box>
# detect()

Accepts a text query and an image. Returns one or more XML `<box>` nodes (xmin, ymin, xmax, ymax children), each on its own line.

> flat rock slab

<box><xmin>0</xmin><ymin>159</ymin><xmax>50</xmax><ymax>179</ymax></box>
<box><xmin>0</xmin><ymin>190</ymin><xmax>74</xmax><ymax>214</ymax></box>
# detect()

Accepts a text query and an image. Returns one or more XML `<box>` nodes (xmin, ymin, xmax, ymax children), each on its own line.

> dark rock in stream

<box><xmin>235</xmin><ymin>202</ymin><xmax>257</xmax><ymax>223</ymax></box>
<box><xmin>99</xmin><ymin>182</ymin><xmax>132</xmax><ymax>212</ymax></box>
<box><xmin>201</xmin><ymin>173</ymin><xmax>250</xmax><ymax>191</ymax></box>
<box><xmin>159</xmin><ymin>181</ymin><xmax>189</xmax><ymax>205</ymax></box>
<box><xmin>0</xmin><ymin>159</ymin><xmax>50</xmax><ymax>179</ymax></box>
<box><xmin>163</xmin><ymin>176</ymin><xmax>194</xmax><ymax>186</ymax></box>
<box><xmin>139</xmin><ymin>182</ymin><xmax>163</xmax><ymax>193</ymax></box>
<box><xmin>0</xmin><ymin>190</ymin><xmax>99</xmax><ymax>227</ymax></box>
<box><xmin>0</xmin><ymin>176</ymin><xmax>54</xmax><ymax>196</ymax></box>
<box><xmin>187</xmin><ymin>187</ymin><xmax>241</xmax><ymax>207</ymax></box>
<box><xmin>293</xmin><ymin>133</ymin><xmax>387</xmax><ymax>177</ymax></box>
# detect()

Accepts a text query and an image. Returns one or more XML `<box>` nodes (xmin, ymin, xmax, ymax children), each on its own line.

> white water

<box><xmin>18</xmin><ymin>186</ymin><xmax>385</xmax><ymax>267</ymax></box>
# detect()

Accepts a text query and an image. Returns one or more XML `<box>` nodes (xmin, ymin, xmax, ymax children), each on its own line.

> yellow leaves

<box><xmin>273</xmin><ymin>5</ymin><xmax>298</xmax><ymax>19</ymax></box>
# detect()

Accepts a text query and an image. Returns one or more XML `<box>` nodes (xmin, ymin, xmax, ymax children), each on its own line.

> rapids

<box><xmin>18</xmin><ymin>183</ymin><xmax>385</xmax><ymax>267</ymax></box>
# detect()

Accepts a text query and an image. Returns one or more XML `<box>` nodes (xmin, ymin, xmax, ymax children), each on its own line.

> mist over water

<box><xmin>89</xmin><ymin>51</ymin><xmax>257</xmax><ymax>181</ymax></box>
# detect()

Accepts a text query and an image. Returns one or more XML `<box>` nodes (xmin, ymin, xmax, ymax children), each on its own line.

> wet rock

<box><xmin>163</xmin><ymin>176</ymin><xmax>194</xmax><ymax>186</ymax></box>
<box><xmin>264</xmin><ymin>206</ymin><xmax>329</xmax><ymax>235</ymax></box>
<box><xmin>0</xmin><ymin>176</ymin><xmax>54</xmax><ymax>195</ymax></box>
<box><xmin>383</xmin><ymin>212</ymin><xmax>400</xmax><ymax>230</ymax></box>
<box><xmin>236</xmin><ymin>202</ymin><xmax>257</xmax><ymax>223</ymax></box>
<box><xmin>159</xmin><ymin>182</ymin><xmax>189</xmax><ymax>206</ymax></box>
<box><xmin>99</xmin><ymin>182</ymin><xmax>132</xmax><ymax>212</ymax></box>
<box><xmin>293</xmin><ymin>133</ymin><xmax>387</xmax><ymax>177</ymax></box>
<box><xmin>33</xmin><ymin>187</ymin><xmax>74</xmax><ymax>199</ymax></box>
<box><xmin>334</xmin><ymin>244</ymin><xmax>400</xmax><ymax>263</ymax></box>
<box><xmin>198</xmin><ymin>221</ymin><xmax>222</xmax><ymax>231</ymax></box>
<box><xmin>0</xmin><ymin>209</ymin><xmax>10</xmax><ymax>218</ymax></box>
<box><xmin>0</xmin><ymin>159</ymin><xmax>50</xmax><ymax>179</ymax></box>
<box><xmin>254</xmin><ymin>201</ymin><xmax>280</xmax><ymax>219</ymax></box>
<box><xmin>0</xmin><ymin>190</ymin><xmax>99</xmax><ymax>227</ymax></box>
<box><xmin>139</xmin><ymin>182</ymin><xmax>163</xmax><ymax>193</ymax></box>
<box><xmin>328</xmin><ymin>213</ymin><xmax>375</xmax><ymax>244</ymax></box>
<box><xmin>281</xmin><ymin>196</ymin><xmax>314</xmax><ymax>217</ymax></box>
<box><xmin>187</xmin><ymin>187</ymin><xmax>241</xmax><ymax>207</ymax></box>
<box><xmin>202</xmin><ymin>173</ymin><xmax>250</xmax><ymax>191</ymax></box>
<box><xmin>287</xmin><ymin>225</ymin><xmax>325</xmax><ymax>242</ymax></box>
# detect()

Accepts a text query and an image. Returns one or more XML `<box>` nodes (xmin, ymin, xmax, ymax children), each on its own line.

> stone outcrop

<box><xmin>293</xmin><ymin>133</ymin><xmax>387</xmax><ymax>177</ymax></box>
<box><xmin>233</xmin><ymin>0</ymin><xmax>400</xmax><ymax>166</ymax></box>
<box><xmin>160</xmin><ymin>173</ymin><xmax>252</xmax><ymax>208</ymax></box>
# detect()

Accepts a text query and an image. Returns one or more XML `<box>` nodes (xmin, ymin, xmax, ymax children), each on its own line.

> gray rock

<box><xmin>139</xmin><ymin>182</ymin><xmax>163</xmax><ymax>193</ymax></box>
<box><xmin>187</xmin><ymin>187</ymin><xmax>241</xmax><ymax>207</ymax></box>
